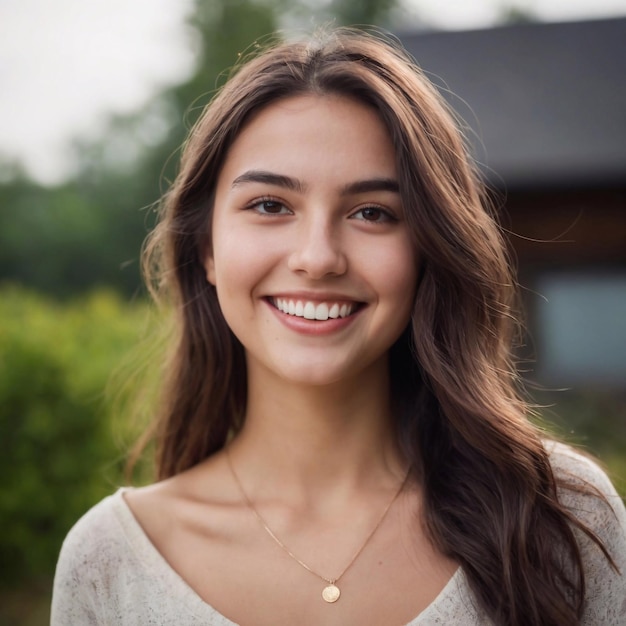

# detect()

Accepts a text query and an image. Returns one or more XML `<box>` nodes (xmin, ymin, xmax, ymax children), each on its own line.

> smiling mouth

<box><xmin>269</xmin><ymin>297</ymin><xmax>362</xmax><ymax>321</ymax></box>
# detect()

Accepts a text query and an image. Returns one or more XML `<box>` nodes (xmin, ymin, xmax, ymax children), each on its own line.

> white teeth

<box><xmin>273</xmin><ymin>298</ymin><xmax>355</xmax><ymax>320</ymax></box>
<box><xmin>315</xmin><ymin>303</ymin><xmax>329</xmax><ymax>320</ymax></box>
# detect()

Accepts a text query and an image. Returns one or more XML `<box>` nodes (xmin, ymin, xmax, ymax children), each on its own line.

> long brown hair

<box><xmin>139</xmin><ymin>29</ymin><xmax>612</xmax><ymax>625</ymax></box>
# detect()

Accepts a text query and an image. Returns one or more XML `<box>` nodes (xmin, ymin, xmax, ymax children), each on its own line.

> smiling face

<box><xmin>205</xmin><ymin>94</ymin><xmax>418</xmax><ymax>388</ymax></box>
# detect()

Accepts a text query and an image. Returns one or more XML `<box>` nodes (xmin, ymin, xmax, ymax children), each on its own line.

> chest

<box><xmin>157</xmin><ymin>509</ymin><xmax>459</xmax><ymax>626</ymax></box>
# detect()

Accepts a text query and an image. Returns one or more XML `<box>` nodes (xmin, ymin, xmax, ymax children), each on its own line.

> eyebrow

<box><xmin>341</xmin><ymin>178</ymin><xmax>400</xmax><ymax>195</ymax></box>
<box><xmin>231</xmin><ymin>170</ymin><xmax>306</xmax><ymax>193</ymax></box>
<box><xmin>231</xmin><ymin>169</ymin><xmax>399</xmax><ymax>195</ymax></box>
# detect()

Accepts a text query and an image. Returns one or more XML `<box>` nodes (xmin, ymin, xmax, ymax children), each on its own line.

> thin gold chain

<box><xmin>226</xmin><ymin>448</ymin><xmax>409</xmax><ymax>586</ymax></box>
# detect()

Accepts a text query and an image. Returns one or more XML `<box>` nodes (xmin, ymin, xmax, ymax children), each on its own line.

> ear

<box><xmin>204</xmin><ymin>212</ymin><xmax>216</xmax><ymax>287</ymax></box>
<box><xmin>200</xmin><ymin>238</ymin><xmax>216</xmax><ymax>286</ymax></box>
<box><xmin>204</xmin><ymin>251</ymin><xmax>216</xmax><ymax>286</ymax></box>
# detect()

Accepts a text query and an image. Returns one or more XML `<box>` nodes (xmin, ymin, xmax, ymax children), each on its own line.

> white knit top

<box><xmin>51</xmin><ymin>443</ymin><xmax>626</xmax><ymax>624</ymax></box>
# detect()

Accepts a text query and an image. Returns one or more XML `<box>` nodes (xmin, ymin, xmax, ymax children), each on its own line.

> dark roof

<box><xmin>399</xmin><ymin>18</ymin><xmax>626</xmax><ymax>189</ymax></box>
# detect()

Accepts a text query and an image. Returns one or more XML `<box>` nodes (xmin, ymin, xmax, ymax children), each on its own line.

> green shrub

<box><xmin>0</xmin><ymin>286</ymin><xmax>158</xmax><ymax>587</ymax></box>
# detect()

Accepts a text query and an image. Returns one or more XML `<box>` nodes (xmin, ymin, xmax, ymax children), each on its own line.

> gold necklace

<box><xmin>226</xmin><ymin>449</ymin><xmax>409</xmax><ymax>603</ymax></box>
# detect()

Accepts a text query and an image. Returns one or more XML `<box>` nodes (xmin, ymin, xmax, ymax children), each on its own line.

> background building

<box><xmin>401</xmin><ymin>17</ymin><xmax>626</xmax><ymax>388</ymax></box>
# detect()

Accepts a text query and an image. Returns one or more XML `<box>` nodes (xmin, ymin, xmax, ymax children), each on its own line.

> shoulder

<box><xmin>52</xmin><ymin>484</ymin><xmax>233</xmax><ymax>626</ymax></box>
<box><xmin>545</xmin><ymin>440</ymin><xmax>625</xmax><ymax>524</ymax></box>
<box><xmin>51</xmin><ymin>488</ymin><xmax>142</xmax><ymax>624</ymax></box>
<box><xmin>547</xmin><ymin>440</ymin><xmax>621</xmax><ymax>493</ymax></box>
<box><xmin>545</xmin><ymin>441</ymin><xmax>626</xmax><ymax>623</ymax></box>
<box><xmin>54</xmin><ymin>488</ymin><xmax>135</xmax><ymax>573</ymax></box>
<box><xmin>545</xmin><ymin>440</ymin><xmax>626</xmax><ymax>545</ymax></box>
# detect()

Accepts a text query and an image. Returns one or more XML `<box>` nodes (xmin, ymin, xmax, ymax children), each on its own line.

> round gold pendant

<box><xmin>322</xmin><ymin>584</ymin><xmax>341</xmax><ymax>603</ymax></box>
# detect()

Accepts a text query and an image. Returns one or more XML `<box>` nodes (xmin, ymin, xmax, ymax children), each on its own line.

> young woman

<box><xmin>52</xmin><ymin>30</ymin><xmax>626</xmax><ymax>625</ymax></box>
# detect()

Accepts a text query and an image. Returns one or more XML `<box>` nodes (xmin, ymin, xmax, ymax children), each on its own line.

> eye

<box><xmin>350</xmin><ymin>206</ymin><xmax>397</xmax><ymax>223</ymax></box>
<box><xmin>247</xmin><ymin>198</ymin><xmax>292</xmax><ymax>215</ymax></box>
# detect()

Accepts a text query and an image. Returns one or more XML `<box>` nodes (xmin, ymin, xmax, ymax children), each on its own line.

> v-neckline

<box><xmin>113</xmin><ymin>487</ymin><xmax>464</xmax><ymax>625</ymax></box>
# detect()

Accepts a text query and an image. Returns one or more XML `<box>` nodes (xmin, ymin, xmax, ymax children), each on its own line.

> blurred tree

<box><xmin>279</xmin><ymin>0</ymin><xmax>399</xmax><ymax>28</ymax></box>
<box><xmin>499</xmin><ymin>5</ymin><xmax>539</xmax><ymax>24</ymax></box>
<box><xmin>321</xmin><ymin>0</ymin><xmax>398</xmax><ymax>25</ymax></box>
<box><xmin>0</xmin><ymin>174</ymin><xmax>151</xmax><ymax>296</ymax></box>
<box><xmin>0</xmin><ymin>0</ymin><xmax>399</xmax><ymax>299</ymax></box>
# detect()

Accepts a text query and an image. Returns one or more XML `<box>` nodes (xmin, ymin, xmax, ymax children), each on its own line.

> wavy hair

<box><xmin>138</xmin><ymin>29</ymin><xmax>611</xmax><ymax>625</ymax></box>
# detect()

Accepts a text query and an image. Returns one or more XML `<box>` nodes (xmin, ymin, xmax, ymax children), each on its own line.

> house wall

<box><xmin>501</xmin><ymin>187</ymin><xmax>626</xmax><ymax>388</ymax></box>
<box><xmin>503</xmin><ymin>187</ymin><xmax>626</xmax><ymax>268</ymax></box>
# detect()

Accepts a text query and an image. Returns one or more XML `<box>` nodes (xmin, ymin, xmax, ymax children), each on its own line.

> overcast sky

<box><xmin>1</xmin><ymin>0</ymin><xmax>625</xmax><ymax>184</ymax></box>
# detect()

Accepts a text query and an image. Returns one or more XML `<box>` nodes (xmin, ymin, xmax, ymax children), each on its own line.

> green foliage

<box><xmin>0</xmin><ymin>175</ymin><xmax>154</xmax><ymax>297</ymax></box>
<box><xmin>0</xmin><ymin>286</ymin><xmax>156</xmax><ymax>588</ymax></box>
<box><xmin>317</xmin><ymin>0</ymin><xmax>398</xmax><ymax>26</ymax></box>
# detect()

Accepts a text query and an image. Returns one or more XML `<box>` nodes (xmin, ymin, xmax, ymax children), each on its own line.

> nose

<box><xmin>287</xmin><ymin>215</ymin><xmax>347</xmax><ymax>279</ymax></box>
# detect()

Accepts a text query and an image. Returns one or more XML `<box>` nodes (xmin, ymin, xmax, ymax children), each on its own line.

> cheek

<box><xmin>209</xmin><ymin>224</ymin><xmax>248</xmax><ymax>282</ymax></box>
<box><xmin>209</xmin><ymin>228</ymin><xmax>282</xmax><ymax>300</ymax></box>
<box><xmin>366</xmin><ymin>239</ymin><xmax>419</xmax><ymax>308</ymax></box>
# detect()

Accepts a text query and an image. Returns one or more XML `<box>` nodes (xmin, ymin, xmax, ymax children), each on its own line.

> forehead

<box><xmin>216</xmin><ymin>94</ymin><xmax>397</xmax><ymax>188</ymax></box>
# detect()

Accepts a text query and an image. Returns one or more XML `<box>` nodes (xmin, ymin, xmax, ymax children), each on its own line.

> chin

<box><xmin>269</xmin><ymin>352</ymin><xmax>387</xmax><ymax>390</ymax></box>
<box><xmin>276</xmin><ymin>364</ymin><xmax>349</xmax><ymax>388</ymax></box>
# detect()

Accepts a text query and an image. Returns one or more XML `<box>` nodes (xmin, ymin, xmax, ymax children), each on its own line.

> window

<box><xmin>534</xmin><ymin>273</ymin><xmax>626</xmax><ymax>386</ymax></box>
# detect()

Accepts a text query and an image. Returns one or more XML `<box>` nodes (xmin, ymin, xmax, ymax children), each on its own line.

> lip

<box><xmin>264</xmin><ymin>294</ymin><xmax>365</xmax><ymax>336</ymax></box>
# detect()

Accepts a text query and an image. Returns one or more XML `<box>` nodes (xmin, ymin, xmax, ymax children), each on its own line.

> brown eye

<box><xmin>249</xmin><ymin>199</ymin><xmax>291</xmax><ymax>215</ymax></box>
<box><xmin>361</xmin><ymin>207</ymin><xmax>382</xmax><ymax>221</ymax></box>
<box><xmin>351</xmin><ymin>206</ymin><xmax>396</xmax><ymax>223</ymax></box>
<box><xmin>259</xmin><ymin>200</ymin><xmax>284</xmax><ymax>213</ymax></box>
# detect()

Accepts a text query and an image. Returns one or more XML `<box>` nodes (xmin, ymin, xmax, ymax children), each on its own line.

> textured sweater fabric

<box><xmin>52</xmin><ymin>443</ymin><xmax>626</xmax><ymax>625</ymax></box>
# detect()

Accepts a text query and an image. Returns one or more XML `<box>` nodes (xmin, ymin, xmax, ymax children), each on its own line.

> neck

<box><xmin>229</xmin><ymin>358</ymin><xmax>406</xmax><ymax>506</ymax></box>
